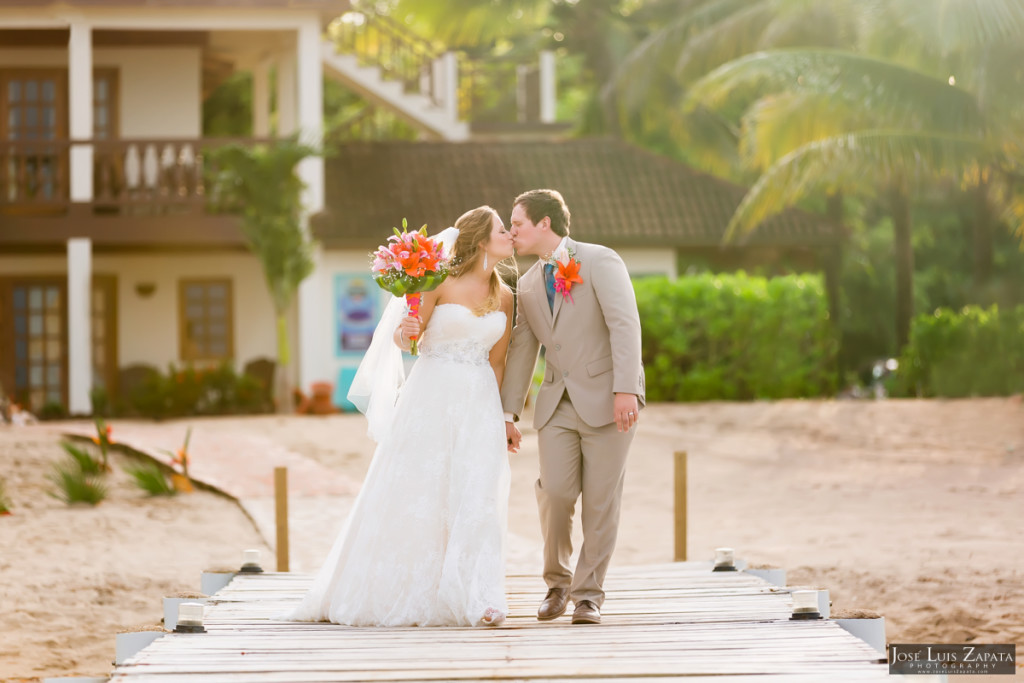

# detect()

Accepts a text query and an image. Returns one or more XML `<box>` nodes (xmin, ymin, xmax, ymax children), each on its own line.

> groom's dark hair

<box><xmin>515</xmin><ymin>189</ymin><xmax>570</xmax><ymax>237</ymax></box>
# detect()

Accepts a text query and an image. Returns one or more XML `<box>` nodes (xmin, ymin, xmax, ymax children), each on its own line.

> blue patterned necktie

<box><xmin>543</xmin><ymin>263</ymin><xmax>556</xmax><ymax>311</ymax></box>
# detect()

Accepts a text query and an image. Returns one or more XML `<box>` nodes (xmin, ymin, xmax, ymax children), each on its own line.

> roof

<box><xmin>313</xmin><ymin>139</ymin><xmax>841</xmax><ymax>249</ymax></box>
<box><xmin>1</xmin><ymin>0</ymin><xmax>347</xmax><ymax>23</ymax></box>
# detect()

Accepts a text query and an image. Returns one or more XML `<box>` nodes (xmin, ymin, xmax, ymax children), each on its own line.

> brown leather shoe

<box><xmin>571</xmin><ymin>599</ymin><xmax>601</xmax><ymax>624</ymax></box>
<box><xmin>537</xmin><ymin>588</ymin><xmax>568</xmax><ymax>620</ymax></box>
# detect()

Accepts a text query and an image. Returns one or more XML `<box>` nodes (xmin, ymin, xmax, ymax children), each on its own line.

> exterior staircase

<box><xmin>321</xmin><ymin>12</ymin><xmax>469</xmax><ymax>141</ymax></box>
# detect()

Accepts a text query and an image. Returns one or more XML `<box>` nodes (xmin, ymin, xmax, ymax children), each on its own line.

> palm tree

<box><xmin>614</xmin><ymin>0</ymin><xmax>1024</xmax><ymax>349</ymax></box>
<box><xmin>209</xmin><ymin>138</ymin><xmax>318</xmax><ymax>412</ymax></box>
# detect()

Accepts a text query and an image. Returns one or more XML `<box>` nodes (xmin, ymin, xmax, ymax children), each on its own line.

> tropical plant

<box><xmin>0</xmin><ymin>478</ymin><xmax>12</xmax><ymax>515</ymax></box>
<box><xmin>91</xmin><ymin>415</ymin><xmax>114</xmax><ymax>471</ymax></box>
<box><xmin>209</xmin><ymin>138</ymin><xmax>319</xmax><ymax>412</ymax></box>
<box><xmin>125</xmin><ymin>463</ymin><xmax>177</xmax><ymax>497</ymax></box>
<box><xmin>648</xmin><ymin>0</ymin><xmax>1024</xmax><ymax>350</ymax></box>
<box><xmin>59</xmin><ymin>440</ymin><xmax>104</xmax><ymax>476</ymax></box>
<box><xmin>48</xmin><ymin>457</ymin><xmax>108</xmax><ymax>506</ymax></box>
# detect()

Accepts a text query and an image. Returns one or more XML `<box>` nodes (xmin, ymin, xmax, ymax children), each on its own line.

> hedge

<box><xmin>634</xmin><ymin>273</ymin><xmax>837</xmax><ymax>401</ymax></box>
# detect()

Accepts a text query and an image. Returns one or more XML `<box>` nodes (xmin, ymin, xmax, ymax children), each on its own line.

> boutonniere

<box><xmin>546</xmin><ymin>246</ymin><xmax>583</xmax><ymax>303</ymax></box>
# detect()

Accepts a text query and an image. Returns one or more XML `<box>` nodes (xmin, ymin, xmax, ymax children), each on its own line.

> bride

<box><xmin>285</xmin><ymin>206</ymin><xmax>517</xmax><ymax>627</ymax></box>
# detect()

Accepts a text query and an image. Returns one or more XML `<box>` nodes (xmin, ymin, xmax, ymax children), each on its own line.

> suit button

<box><xmin>562</xmin><ymin>371</ymin><xmax>568</xmax><ymax>377</ymax></box>
<box><xmin>555</xmin><ymin>344</ymin><xmax>561</xmax><ymax>351</ymax></box>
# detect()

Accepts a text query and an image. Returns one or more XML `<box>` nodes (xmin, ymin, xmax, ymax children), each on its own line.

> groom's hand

<box><xmin>614</xmin><ymin>393</ymin><xmax>639</xmax><ymax>433</ymax></box>
<box><xmin>505</xmin><ymin>421</ymin><xmax>522</xmax><ymax>453</ymax></box>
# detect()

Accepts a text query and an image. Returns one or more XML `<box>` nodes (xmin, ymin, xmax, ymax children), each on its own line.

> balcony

<box><xmin>0</xmin><ymin>137</ymin><xmax>261</xmax><ymax>249</ymax></box>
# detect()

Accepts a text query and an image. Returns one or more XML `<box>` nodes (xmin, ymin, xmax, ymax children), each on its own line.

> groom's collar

<box><xmin>541</xmin><ymin>235</ymin><xmax>571</xmax><ymax>265</ymax></box>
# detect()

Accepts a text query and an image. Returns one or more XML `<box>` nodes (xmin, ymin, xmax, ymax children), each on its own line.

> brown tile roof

<box><xmin>2</xmin><ymin>0</ymin><xmax>347</xmax><ymax>21</ymax></box>
<box><xmin>313</xmin><ymin>139</ymin><xmax>841</xmax><ymax>249</ymax></box>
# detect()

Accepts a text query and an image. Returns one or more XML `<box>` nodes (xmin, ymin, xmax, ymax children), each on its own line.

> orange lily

<box><xmin>554</xmin><ymin>258</ymin><xmax>584</xmax><ymax>302</ymax></box>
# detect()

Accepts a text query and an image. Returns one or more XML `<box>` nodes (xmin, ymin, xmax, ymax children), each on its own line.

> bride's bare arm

<box><xmin>489</xmin><ymin>285</ymin><xmax>515</xmax><ymax>388</ymax></box>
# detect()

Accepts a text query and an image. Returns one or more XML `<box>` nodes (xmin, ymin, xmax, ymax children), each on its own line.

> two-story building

<box><xmin>1</xmin><ymin>0</ymin><xmax>839</xmax><ymax>417</ymax></box>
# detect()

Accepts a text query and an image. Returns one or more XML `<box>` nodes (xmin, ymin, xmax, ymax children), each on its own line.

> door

<box><xmin>0</xmin><ymin>276</ymin><xmax>118</xmax><ymax>415</ymax></box>
<box><xmin>9</xmin><ymin>279</ymin><xmax>67</xmax><ymax>413</ymax></box>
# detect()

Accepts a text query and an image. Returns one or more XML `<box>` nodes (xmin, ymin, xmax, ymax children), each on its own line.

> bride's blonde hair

<box><xmin>449</xmin><ymin>205</ymin><xmax>516</xmax><ymax>315</ymax></box>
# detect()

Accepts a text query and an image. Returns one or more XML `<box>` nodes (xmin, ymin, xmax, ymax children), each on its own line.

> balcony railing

<box><xmin>1</xmin><ymin>137</ymin><xmax>270</xmax><ymax>215</ymax></box>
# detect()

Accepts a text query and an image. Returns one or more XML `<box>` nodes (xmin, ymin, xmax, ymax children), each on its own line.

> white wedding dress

<box><xmin>286</xmin><ymin>303</ymin><xmax>511</xmax><ymax>626</ymax></box>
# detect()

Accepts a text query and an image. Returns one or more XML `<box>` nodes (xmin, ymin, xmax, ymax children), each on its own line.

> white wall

<box><xmin>0</xmin><ymin>252</ymin><xmax>276</xmax><ymax>371</ymax></box>
<box><xmin>618</xmin><ymin>248</ymin><xmax>678</xmax><ymax>280</ymax></box>
<box><xmin>0</xmin><ymin>46</ymin><xmax>201</xmax><ymax>137</ymax></box>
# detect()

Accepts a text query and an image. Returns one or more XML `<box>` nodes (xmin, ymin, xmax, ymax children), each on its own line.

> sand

<box><xmin>1</xmin><ymin>397</ymin><xmax>1022</xmax><ymax>681</ymax></box>
<box><xmin>0</xmin><ymin>431</ymin><xmax>270</xmax><ymax>682</ymax></box>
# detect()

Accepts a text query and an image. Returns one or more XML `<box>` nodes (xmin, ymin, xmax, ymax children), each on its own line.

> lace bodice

<box><xmin>419</xmin><ymin>304</ymin><xmax>506</xmax><ymax>366</ymax></box>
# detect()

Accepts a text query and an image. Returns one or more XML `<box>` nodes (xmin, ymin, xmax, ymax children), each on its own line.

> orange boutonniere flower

<box><xmin>550</xmin><ymin>247</ymin><xmax>583</xmax><ymax>303</ymax></box>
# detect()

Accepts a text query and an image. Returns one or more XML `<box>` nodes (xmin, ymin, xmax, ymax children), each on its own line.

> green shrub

<box><xmin>124</xmin><ymin>361</ymin><xmax>269</xmax><ymax>419</ymax></box>
<box><xmin>635</xmin><ymin>273</ymin><xmax>837</xmax><ymax>401</ymax></box>
<box><xmin>0</xmin><ymin>478</ymin><xmax>12</xmax><ymax>515</ymax></box>
<box><xmin>48</xmin><ymin>463</ymin><xmax>107</xmax><ymax>506</ymax></box>
<box><xmin>59</xmin><ymin>441</ymin><xmax>104</xmax><ymax>476</ymax></box>
<box><xmin>125</xmin><ymin>463</ymin><xmax>177</xmax><ymax>497</ymax></box>
<box><xmin>895</xmin><ymin>305</ymin><xmax>1024</xmax><ymax>397</ymax></box>
<box><xmin>38</xmin><ymin>401</ymin><xmax>67</xmax><ymax>421</ymax></box>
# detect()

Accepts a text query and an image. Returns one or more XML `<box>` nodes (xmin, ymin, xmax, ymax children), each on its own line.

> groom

<box><xmin>502</xmin><ymin>189</ymin><xmax>645</xmax><ymax>625</ymax></box>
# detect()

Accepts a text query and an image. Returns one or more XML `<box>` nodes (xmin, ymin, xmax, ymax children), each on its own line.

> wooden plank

<box><xmin>106</xmin><ymin>562</ymin><xmax>932</xmax><ymax>682</ymax></box>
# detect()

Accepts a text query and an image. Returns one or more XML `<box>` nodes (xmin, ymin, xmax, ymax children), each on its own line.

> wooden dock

<box><xmin>108</xmin><ymin>562</ymin><xmax>925</xmax><ymax>682</ymax></box>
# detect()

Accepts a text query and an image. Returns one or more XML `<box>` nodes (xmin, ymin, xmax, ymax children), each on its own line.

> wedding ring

<box><xmin>628</xmin><ymin>412</ymin><xmax>635</xmax><ymax>416</ymax></box>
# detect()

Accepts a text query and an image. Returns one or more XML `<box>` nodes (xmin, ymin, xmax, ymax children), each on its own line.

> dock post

<box><xmin>674</xmin><ymin>450</ymin><xmax>687</xmax><ymax>561</ymax></box>
<box><xmin>275</xmin><ymin>466</ymin><xmax>289</xmax><ymax>572</ymax></box>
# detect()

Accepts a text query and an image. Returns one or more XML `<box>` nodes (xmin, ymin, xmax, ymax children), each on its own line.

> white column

<box><xmin>295</xmin><ymin>19</ymin><xmax>325</xmax><ymax>392</ymax></box>
<box><xmin>276</xmin><ymin>52</ymin><xmax>297</xmax><ymax>135</ymax></box>
<box><xmin>441</xmin><ymin>51</ymin><xmax>459</xmax><ymax>122</ymax></box>
<box><xmin>252</xmin><ymin>60</ymin><xmax>271</xmax><ymax>137</ymax></box>
<box><xmin>539</xmin><ymin>50</ymin><xmax>556</xmax><ymax>124</ymax></box>
<box><xmin>68</xmin><ymin>20</ymin><xmax>93</xmax><ymax>202</ymax></box>
<box><xmin>67</xmin><ymin>238</ymin><xmax>93</xmax><ymax>415</ymax></box>
<box><xmin>515</xmin><ymin>64</ymin><xmax>529</xmax><ymax>123</ymax></box>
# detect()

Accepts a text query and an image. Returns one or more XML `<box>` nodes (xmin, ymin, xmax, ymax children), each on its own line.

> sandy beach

<box><xmin>1</xmin><ymin>397</ymin><xmax>1022</xmax><ymax>681</ymax></box>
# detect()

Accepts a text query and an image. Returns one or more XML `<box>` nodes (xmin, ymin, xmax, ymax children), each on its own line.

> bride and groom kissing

<box><xmin>286</xmin><ymin>189</ymin><xmax>645</xmax><ymax>628</ymax></box>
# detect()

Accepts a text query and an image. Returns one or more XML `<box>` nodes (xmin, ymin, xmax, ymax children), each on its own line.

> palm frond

<box><xmin>884</xmin><ymin>0</ymin><xmax>1024</xmax><ymax>52</ymax></box>
<box><xmin>739</xmin><ymin>91</ymin><xmax>870</xmax><ymax>170</ymax></box>
<box><xmin>391</xmin><ymin>0</ymin><xmax>549</xmax><ymax>47</ymax></box>
<box><xmin>609</xmin><ymin>0</ymin><xmax>758</xmax><ymax>114</ymax></box>
<box><xmin>673</xmin><ymin>1</ymin><xmax>778</xmax><ymax>83</ymax></box>
<box><xmin>685</xmin><ymin>49</ymin><xmax>987</xmax><ymax>136</ymax></box>
<box><xmin>725</xmin><ymin>130</ymin><xmax>992</xmax><ymax>242</ymax></box>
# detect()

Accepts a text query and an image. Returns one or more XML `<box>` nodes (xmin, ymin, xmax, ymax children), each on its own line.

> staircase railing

<box><xmin>329</xmin><ymin>9</ymin><xmax>559</xmax><ymax>129</ymax></box>
<box><xmin>332</xmin><ymin>10</ymin><xmax>443</xmax><ymax>108</ymax></box>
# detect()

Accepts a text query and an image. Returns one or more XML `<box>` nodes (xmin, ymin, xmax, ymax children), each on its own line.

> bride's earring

<box><xmin>482</xmin><ymin>252</ymin><xmax>488</xmax><ymax>271</ymax></box>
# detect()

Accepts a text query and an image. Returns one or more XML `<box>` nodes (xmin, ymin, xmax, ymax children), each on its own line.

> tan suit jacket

<box><xmin>501</xmin><ymin>239</ymin><xmax>645</xmax><ymax>428</ymax></box>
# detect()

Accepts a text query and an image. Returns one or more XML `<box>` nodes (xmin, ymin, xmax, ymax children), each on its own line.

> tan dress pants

<box><xmin>535</xmin><ymin>393</ymin><xmax>634</xmax><ymax>607</ymax></box>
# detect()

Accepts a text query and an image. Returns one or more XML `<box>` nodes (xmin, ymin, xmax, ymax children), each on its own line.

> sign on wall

<box><xmin>334</xmin><ymin>273</ymin><xmax>380</xmax><ymax>356</ymax></box>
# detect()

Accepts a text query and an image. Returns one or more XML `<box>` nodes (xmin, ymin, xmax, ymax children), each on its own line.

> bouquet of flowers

<box><xmin>371</xmin><ymin>219</ymin><xmax>452</xmax><ymax>355</ymax></box>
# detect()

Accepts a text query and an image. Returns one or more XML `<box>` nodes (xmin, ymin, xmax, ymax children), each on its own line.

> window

<box><xmin>179</xmin><ymin>279</ymin><xmax>233</xmax><ymax>361</ymax></box>
<box><xmin>92</xmin><ymin>69</ymin><xmax>118</xmax><ymax>140</ymax></box>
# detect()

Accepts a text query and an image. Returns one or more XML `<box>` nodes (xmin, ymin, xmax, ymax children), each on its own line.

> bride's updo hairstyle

<box><xmin>449</xmin><ymin>205</ymin><xmax>516</xmax><ymax>315</ymax></box>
